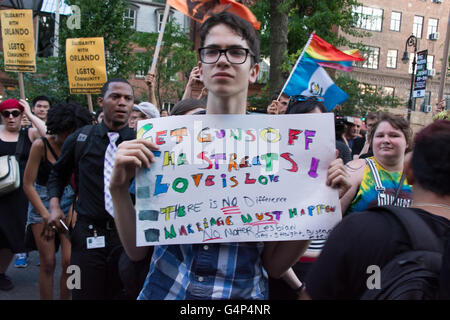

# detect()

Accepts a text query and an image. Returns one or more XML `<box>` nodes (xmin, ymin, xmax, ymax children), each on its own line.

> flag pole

<box><xmin>87</xmin><ymin>94</ymin><xmax>93</xmax><ymax>113</ymax></box>
<box><xmin>148</xmin><ymin>3</ymin><xmax>171</xmax><ymax>75</ymax></box>
<box><xmin>277</xmin><ymin>32</ymin><xmax>315</xmax><ymax>101</ymax></box>
<box><xmin>18</xmin><ymin>72</ymin><xmax>26</xmax><ymax>100</ymax></box>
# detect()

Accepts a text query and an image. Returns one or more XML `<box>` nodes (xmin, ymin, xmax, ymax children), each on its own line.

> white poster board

<box><xmin>135</xmin><ymin>114</ymin><xmax>341</xmax><ymax>246</ymax></box>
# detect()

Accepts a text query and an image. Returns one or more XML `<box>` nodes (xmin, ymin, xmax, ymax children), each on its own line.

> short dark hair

<box><xmin>286</xmin><ymin>97</ymin><xmax>326</xmax><ymax>114</ymax></box>
<box><xmin>199</xmin><ymin>11</ymin><xmax>260</xmax><ymax>65</ymax></box>
<box><xmin>46</xmin><ymin>102</ymin><xmax>93</xmax><ymax>135</ymax></box>
<box><xmin>412</xmin><ymin>120</ymin><xmax>450</xmax><ymax>196</ymax></box>
<box><xmin>170</xmin><ymin>99</ymin><xmax>206</xmax><ymax>116</ymax></box>
<box><xmin>368</xmin><ymin>112</ymin><xmax>412</xmax><ymax>152</ymax></box>
<box><xmin>100</xmin><ymin>78</ymin><xmax>132</xmax><ymax>98</ymax></box>
<box><xmin>32</xmin><ymin>95</ymin><xmax>51</xmax><ymax>107</ymax></box>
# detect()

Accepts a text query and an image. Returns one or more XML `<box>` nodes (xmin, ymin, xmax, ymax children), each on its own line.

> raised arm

<box><xmin>20</xmin><ymin>99</ymin><xmax>46</xmax><ymax>141</ymax></box>
<box><xmin>145</xmin><ymin>73</ymin><xmax>159</xmax><ymax>110</ymax></box>
<box><xmin>110</xmin><ymin>138</ymin><xmax>159</xmax><ymax>261</ymax></box>
<box><xmin>182</xmin><ymin>66</ymin><xmax>202</xmax><ymax>100</ymax></box>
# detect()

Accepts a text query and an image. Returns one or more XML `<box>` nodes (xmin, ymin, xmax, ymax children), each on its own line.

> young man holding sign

<box><xmin>110</xmin><ymin>12</ymin><xmax>350</xmax><ymax>299</ymax></box>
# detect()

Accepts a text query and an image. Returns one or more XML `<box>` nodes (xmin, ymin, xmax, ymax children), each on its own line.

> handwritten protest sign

<box><xmin>1</xmin><ymin>10</ymin><xmax>36</xmax><ymax>72</ymax></box>
<box><xmin>65</xmin><ymin>37</ymin><xmax>107</xmax><ymax>94</ymax></box>
<box><xmin>135</xmin><ymin>114</ymin><xmax>341</xmax><ymax>246</ymax></box>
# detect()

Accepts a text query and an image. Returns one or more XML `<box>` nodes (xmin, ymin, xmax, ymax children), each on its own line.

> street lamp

<box><xmin>401</xmin><ymin>34</ymin><xmax>418</xmax><ymax>123</ymax></box>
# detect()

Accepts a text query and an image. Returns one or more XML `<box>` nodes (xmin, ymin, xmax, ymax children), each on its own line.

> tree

<box><xmin>251</xmin><ymin>0</ymin><xmax>399</xmax><ymax>114</ymax></box>
<box><xmin>131</xmin><ymin>20</ymin><xmax>198</xmax><ymax>105</ymax></box>
<box><xmin>334</xmin><ymin>74</ymin><xmax>402</xmax><ymax>117</ymax></box>
<box><xmin>55</xmin><ymin>0</ymin><xmax>137</xmax><ymax>105</ymax></box>
<box><xmin>0</xmin><ymin>53</ymin><xmax>63</xmax><ymax>102</ymax></box>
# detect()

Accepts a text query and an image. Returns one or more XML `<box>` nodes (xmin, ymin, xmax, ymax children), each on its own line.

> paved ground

<box><xmin>0</xmin><ymin>250</ymin><xmax>62</xmax><ymax>300</ymax></box>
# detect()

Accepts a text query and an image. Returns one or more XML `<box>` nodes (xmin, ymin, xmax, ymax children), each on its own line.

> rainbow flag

<box><xmin>303</xmin><ymin>34</ymin><xmax>364</xmax><ymax>72</ymax></box>
<box><xmin>167</xmin><ymin>0</ymin><xmax>260</xmax><ymax>30</ymax></box>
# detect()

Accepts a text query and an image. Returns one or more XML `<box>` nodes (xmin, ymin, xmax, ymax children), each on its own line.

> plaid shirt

<box><xmin>137</xmin><ymin>242</ymin><xmax>268</xmax><ymax>300</ymax></box>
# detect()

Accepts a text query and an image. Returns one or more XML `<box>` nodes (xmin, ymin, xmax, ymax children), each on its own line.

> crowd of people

<box><xmin>0</xmin><ymin>11</ymin><xmax>448</xmax><ymax>300</ymax></box>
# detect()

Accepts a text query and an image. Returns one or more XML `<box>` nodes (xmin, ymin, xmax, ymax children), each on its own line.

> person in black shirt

<box><xmin>47</xmin><ymin>79</ymin><xmax>135</xmax><ymax>300</ymax></box>
<box><xmin>301</xmin><ymin>120</ymin><xmax>450</xmax><ymax>300</ymax></box>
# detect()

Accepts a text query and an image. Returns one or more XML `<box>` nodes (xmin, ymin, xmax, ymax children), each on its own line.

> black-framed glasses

<box><xmin>1</xmin><ymin>110</ymin><xmax>21</xmax><ymax>118</ymax></box>
<box><xmin>198</xmin><ymin>47</ymin><xmax>253</xmax><ymax>64</ymax></box>
<box><xmin>290</xmin><ymin>95</ymin><xmax>325</xmax><ymax>103</ymax></box>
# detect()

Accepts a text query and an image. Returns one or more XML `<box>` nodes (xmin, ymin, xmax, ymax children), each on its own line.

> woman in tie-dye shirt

<box><xmin>340</xmin><ymin>113</ymin><xmax>413</xmax><ymax>216</ymax></box>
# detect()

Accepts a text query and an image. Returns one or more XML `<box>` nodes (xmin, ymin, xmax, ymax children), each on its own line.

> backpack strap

<box><xmin>41</xmin><ymin>137</ymin><xmax>58</xmax><ymax>161</ymax></box>
<box><xmin>365</xmin><ymin>158</ymin><xmax>387</xmax><ymax>205</ymax></box>
<box><xmin>369</xmin><ymin>205</ymin><xmax>442</xmax><ymax>252</ymax></box>
<box><xmin>75</xmin><ymin>125</ymin><xmax>94</xmax><ymax>164</ymax></box>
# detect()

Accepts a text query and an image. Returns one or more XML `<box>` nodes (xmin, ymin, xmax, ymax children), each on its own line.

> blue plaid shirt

<box><xmin>137</xmin><ymin>242</ymin><xmax>268</xmax><ymax>300</ymax></box>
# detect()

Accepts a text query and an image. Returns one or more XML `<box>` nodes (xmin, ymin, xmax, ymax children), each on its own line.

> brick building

<box><xmin>339</xmin><ymin>0</ymin><xmax>450</xmax><ymax>132</ymax></box>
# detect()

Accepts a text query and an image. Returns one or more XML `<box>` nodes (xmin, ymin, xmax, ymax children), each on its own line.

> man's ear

<box><xmin>404</xmin><ymin>151</ymin><xmax>415</xmax><ymax>185</ymax></box>
<box><xmin>249</xmin><ymin>63</ymin><xmax>260</xmax><ymax>84</ymax></box>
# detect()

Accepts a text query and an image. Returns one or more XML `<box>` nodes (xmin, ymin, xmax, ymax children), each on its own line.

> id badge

<box><xmin>86</xmin><ymin>236</ymin><xmax>105</xmax><ymax>249</ymax></box>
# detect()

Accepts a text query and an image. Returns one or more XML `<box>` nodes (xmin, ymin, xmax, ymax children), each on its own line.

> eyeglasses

<box><xmin>290</xmin><ymin>95</ymin><xmax>325</xmax><ymax>103</ymax></box>
<box><xmin>1</xmin><ymin>110</ymin><xmax>21</xmax><ymax>118</ymax></box>
<box><xmin>198</xmin><ymin>47</ymin><xmax>253</xmax><ymax>64</ymax></box>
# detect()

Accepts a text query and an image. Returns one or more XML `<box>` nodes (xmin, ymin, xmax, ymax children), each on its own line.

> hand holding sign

<box><xmin>134</xmin><ymin>113</ymin><xmax>343</xmax><ymax>246</ymax></box>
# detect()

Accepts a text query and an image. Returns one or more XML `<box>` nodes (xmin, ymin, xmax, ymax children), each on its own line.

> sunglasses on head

<box><xmin>290</xmin><ymin>95</ymin><xmax>325</xmax><ymax>102</ymax></box>
<box><xmin>1</xmin><ymin>110</ymin><xmax>21</xmax><ymax>118</ymax></box>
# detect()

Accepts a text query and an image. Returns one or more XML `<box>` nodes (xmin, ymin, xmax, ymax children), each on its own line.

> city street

<box><xmin>0</xmin><ymin>250</ymin><xmax>62</xmax><ymax>300</ymax></box>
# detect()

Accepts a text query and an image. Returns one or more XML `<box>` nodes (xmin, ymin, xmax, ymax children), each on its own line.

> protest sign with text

<box><xmin>1</xmin><ymin>9</ymin><xmax>36</xmax><ymax>72</ymax></box>
<box><xmin>65</xmin><ymin>37</ymin><xmax>107</xmax><ymax>94</ymax></box>
<box><xmin>135</xmin><ymin>114</ymin><xmax>341</xmax><ymax>246</ymax></box>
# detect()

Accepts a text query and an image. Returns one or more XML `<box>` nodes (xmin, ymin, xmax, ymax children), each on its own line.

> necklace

<box><xmin>413</xmin><ymin>203</ymin><xmax>450</xmax><ymax>210</ymax></box>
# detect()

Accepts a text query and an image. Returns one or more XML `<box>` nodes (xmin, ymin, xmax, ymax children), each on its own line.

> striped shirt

<box><xmin>346</xmin><ymin>157</ymin><xmax>412</xmax><ymax>215</ymax></box>
<box><xmin>137</xmin><ymin>242</ymin><xmax>268</xmax><ymax>300</ymax></box>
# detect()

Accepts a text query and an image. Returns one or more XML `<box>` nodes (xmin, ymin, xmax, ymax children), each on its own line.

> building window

<box><xmin>408</xmin><ymin>53</ymin><xmax>416</xmax><ymax>74</ymax></box>
<box><xmin>386</xmin><ymin>49</ymin><xmax>397</xmax><ymax>69</ymax></box>
<box><xmin>124</xmin><ymin>8</ymin><xmax>137</xmax><ymax>29</ymax></box>
<box><xmin>382</xmin><ymin>86</ymin><xmax>395</xmax><ymax>97</ymax></box>
<box><xmin>420</xmin><ymin>91</ymin><xmax>431</xmax><ymax>112</ymax></box>
<box><xmin>352</xmin><ymin>6</ymin><xmax>383</xmax><ymax>31</ymax></box>
<box><xmin>162</xmin><ymin>102</ymin><xmax>175</xmax><ymax>112</ymax></box>
<box><xmin>135</xmin><ymin>52</ymin><xmax>149</xmax><ymax>78</ymax></box>
<box><xmin>427</xmin><ymin>55</ymin><xmax>434</xmax><ymax>71</ymax></box>
<box><xmin>390</xmin><ymin>11</ymin><xmax>401</xmax><ymax>32</ymax></box>
<box><xmin>444</xmin><ymin>94</ymin><xmax>450</xmax><ymax>110</ymax></box>
<box><xmin>356</xmin><ymin>46</ymin><xmax>380</xmax><ymax>69</ymax></box>
<box><xmin>427</xmin><ymin>18</ymin><xmax>439</xmax><ymax>39</ymax></box>
<box><xmin>156</xmin><ymin>9</ymin><xmax>172</xmax><ymax>32</ymax></box>
<box><xmin>413</xmin><ymin>16</ymin><xmax>424</xmax><ymax>38</ymax></box>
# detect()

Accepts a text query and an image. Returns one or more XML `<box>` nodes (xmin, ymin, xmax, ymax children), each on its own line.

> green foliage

<box><xmin>55</xmin><ymin>0</ymin><xmax>137</xmax><ymax>105</ymax></box>
<box><xmin>251</xmin><ymin>0</ymin><xmax>399</xmax><ymax>114</ymax></box>
<box><xmin>248</xmin><ymin>87</ymin><xmax>270</xmax><ymax>113</ymax></box>
<box><xmin>131</xmin><ymin>20</ymin><xmax>197</xmax><ymax>104</ymax></box>
<box><xmin>334</xmin><ymin>73</ymin><xmax>402</xmax><ymax>116</ymax></box>
<box><xmin>0</xmin><ymin>52</ymin><xmax>64</xmax><ymax>103</ymax></box>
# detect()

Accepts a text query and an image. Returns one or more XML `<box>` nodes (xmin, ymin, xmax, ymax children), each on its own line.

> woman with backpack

<box><xmin>340</xmin><ymin>112</ymin><xmax>413</xmax><ymax>215</ymax></box>
<box><xmin>22</xmin><ymin>102</ymin><xmax>92</xmax><ymax>299</ymax></box>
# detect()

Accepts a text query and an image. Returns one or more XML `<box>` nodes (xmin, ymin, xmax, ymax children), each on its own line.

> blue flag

<box><xmin>283</xmin><ymin>58</ymin><xmax>348</xmax><ymax>111</ymax></box>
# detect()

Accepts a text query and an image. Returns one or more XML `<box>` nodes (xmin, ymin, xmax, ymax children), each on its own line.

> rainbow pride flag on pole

<box><xmin>303</xmin><ymin>34</ymin><xmax>364</xmax><ymax>72</ymax></box>
<box><xmin>280</xmin><ymin>33</ymin><xmax>363</xmax><ymax>110</ymax></box>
